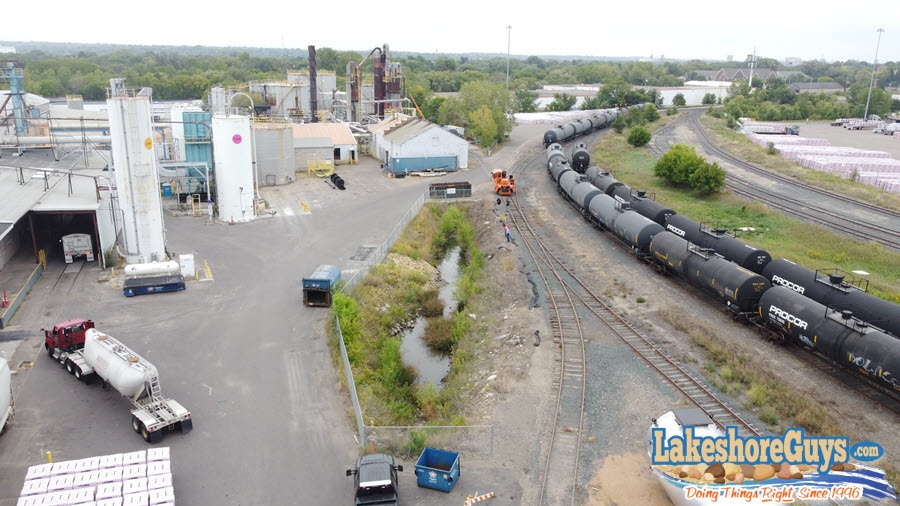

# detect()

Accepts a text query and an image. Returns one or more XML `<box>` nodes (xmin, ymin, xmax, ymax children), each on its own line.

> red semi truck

<box><xmin>43</xmin><ymin>319</ymin><xmax>95</xmax><ymax>357</ymax></box>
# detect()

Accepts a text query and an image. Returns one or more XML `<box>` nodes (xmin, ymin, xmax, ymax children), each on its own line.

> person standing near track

<box><xmin>505</xmin><ymin>225</ymin><xmax>511</xmax><ymax>242</ymax></box>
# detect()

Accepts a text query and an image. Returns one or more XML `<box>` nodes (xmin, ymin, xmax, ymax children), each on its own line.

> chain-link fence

<box><xmin>364</xmin><ymin>425</ymin><xmax>494</xmax><ymax>459</ymax></box>
<box><xmin>428</xmin><ymin>182</ymin><xmax>472</xmax><ymax>199</ymax></box>
<box><xmin>341</xmin><ymin>192</ymin><xmax>425</xmax><ymax>294</ymax></box>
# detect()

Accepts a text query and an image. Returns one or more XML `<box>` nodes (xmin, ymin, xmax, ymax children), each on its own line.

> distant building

<box><xmin>0</xmin><ymin>47</ymin><xmax>15</xmax><ymax>54</ymax></box>
<box><xmin>783</xmin><ymin>57</ymin><xmax>803</xmax><ymax>67</ymax></box>
<box><xmin>371</xmin><ymin>116</ymin><xmax>468</xmax><ymax>174</ymax></box>
<box><xmin>692</xmin><ymin>70</ymin><xmax>719</xmax><ymax>81</ymax></box>
<box><xmin>775</xmin><ymin>70</ymin><xmax>807</xmax><ymax>83</ymax></box>
<box><xmin>291</xmin><ymin>122</ymin><xmax>358</xmax><ymax>170</ymax></box>
<box><xmin>711</xmin><ymin>68</ymin><xmax>807</xmax><ymax>83</ymax></box>
<box><xmin>788</xmin><ymin>82</ymin><xmax>845</xmax><ymax>94</ymax></box>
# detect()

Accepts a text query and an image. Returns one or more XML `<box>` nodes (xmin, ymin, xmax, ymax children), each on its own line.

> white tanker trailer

<box><xmin>54</xmin><ymin>329</ymin><xmax>192</xmax><ymax>443</ymax></box>
<box><xmin>1</xmin><ymin>357</ymin><xmax>11</xmax><ymax>435</ymax></box>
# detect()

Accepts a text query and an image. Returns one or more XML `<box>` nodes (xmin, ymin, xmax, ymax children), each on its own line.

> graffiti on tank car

<box><xmin>667</xmin><ymin>225</ymin><xmax>686</xmax><ymax>237</ymax></box>
<box><xmin>614</xmin><ymin>195</ymin><xmax>628</xmax><ymax>204</ymax></box>
<box><xmin>772</xmin><ymin>275</ymin><xmax>806</xmax><ymax>294</ymax></box>
<box><xmin>769</xmin><ymin>305</ymin><xmax>809</xmax><ymax>330</ymax></box>
<box><xmin>848</xmin><ymin>354</ymin><xmax>899</xmax><ymax>390</ymax></box>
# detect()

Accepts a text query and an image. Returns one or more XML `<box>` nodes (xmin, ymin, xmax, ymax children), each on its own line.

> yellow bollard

<box><xmin>46</xmin><ymin>451</ymin><xmax>52</xmax><ymax>463</ymax></box>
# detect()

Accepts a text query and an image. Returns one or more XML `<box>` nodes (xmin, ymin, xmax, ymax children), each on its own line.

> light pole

<box><xmin>506</xmin><ymin>25</ymin><xmax>512</xmax><ymax>90</ymax></box>
<box><xmin>864</xmin><ymin>28</ymin><xmax>885</xmax><ymax>120</ymax></box>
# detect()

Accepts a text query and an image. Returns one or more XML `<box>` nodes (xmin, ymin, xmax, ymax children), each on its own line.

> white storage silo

<box><xmin>107</xmin><ymin>78</ymin><xmax>167</xmax><ymax>264</ymax></box>
<box><xmin>254</xmin><ymin>121</ymin><xmax>295</xmax><ymax>186</ymax></box>
<box><xmin>212</xmin><ymin>114</ymin><xmax>255</xmax><ymax>222</ymax></box>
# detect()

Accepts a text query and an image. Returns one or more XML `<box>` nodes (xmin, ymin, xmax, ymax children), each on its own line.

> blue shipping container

<box><xmin>414</xmin><ymin>447</ymin><xmax>460</xmax><ymax>493</ymax></box>
<box><xmin>388</xmin><ymin>156</ymin><xmax>457</xmax><ymax>174</ymax></box>
<box><xmin>302</xmin><ymin>265</ymin><xmax>341</xmax><ymax>307</ymax></box>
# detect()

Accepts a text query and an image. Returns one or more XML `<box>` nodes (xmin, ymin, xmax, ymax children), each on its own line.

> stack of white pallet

<box><xmin>17</xmin><ymin>448</ymin><xmax>174</xmax><ymax>506</ymax></box>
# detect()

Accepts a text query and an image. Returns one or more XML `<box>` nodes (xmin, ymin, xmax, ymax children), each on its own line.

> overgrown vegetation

<box><xmin>653</xmin><ymin>143</ymin><xmax>726</xmax><ymax>193</ymax></box>
<box><xmin>592</xmin><ymin>124</ymin><xmax>900</xmax><ymax>299</ymax></box>
<box><xmin>626</xmin><ymin>126</ymin><xmax>651</xmax><ymax>148</ymax></box>
<box><xmin>330</xmin><ymin>204</ymin><xmax>486</xmax><ymax>428</ymax></box>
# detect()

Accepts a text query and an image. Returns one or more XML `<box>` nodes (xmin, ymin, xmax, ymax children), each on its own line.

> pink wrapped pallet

<box><xmin>147</xmin><ymin>462</ymin><xmax>170</xmax><ymax>477</ymax></box>
<box><xmin>71</xmin><ymin>503</ymin><xmax>98</xmax><ymax>506</ymax></box>
<box><xmin>74</xmin><ymin>458</ymin><xmax>101</xmax><ymax>474</ymax></box>
<box><xmin>68</xmin><ymin>487</ymin><xmax>96</xmax><ymax>503</ymax></box>
<box><xmin>123</xmin><ymin>478</ymin><xmax>148</xmax><ymax>495</ymax></box>
<box><xmin>148</xmin><ymin>487</ymin><xmax>173</xmax><ymax>506</ymax></box>
<box><xmin>146</xmin><ymin>474</ymin><xmax>172</xmax><ymax>491</ymax></box>
<box><xmin>97</xmin><ymin>499</ymin><xmax>124</xmax><ymax>506</ymax></box>
<box><xmin>96</xmin><ymin>482</ymin><xmax>122</xmax><ymax>500</ymax></box>
<box><xmin>146</xmin><ymin>448</ymin><xmax>169</xmax><ymax>462</ymax></box>
<box><xmin>122</xmin><ymin>452</ymin><xmax>146</xmax><ymax>467</ymax></box>
<box><xmin>48</xmin><ymin>474</ymin><xmax>75</xmax><ymax>492</ymax></box>
<box><xmin>51</xmin><ymin>461</ymin><xmax>78</xmax><ymax>477</ymax></box>
<box><xmin>123</xmin><ymin>491</ymin><xmax>149</xmax><ymax>506</ymax></box>
<box><xmin>45</xmin><ymin>490</ymin><xmax>71</xmax><ymax>506</ymax></box>
<box><xmin>122</xmin><ymin>464</ymin><xmax>146</xmax><ymax>480</ymax></box>
<box><xmin>72</xmin><ymin>472</ymin><xmax>94</xmax><ymax>489</ymax></box>
<box><xmin>99</xmin><ymin>468</ymin><xmax>123</xmax><ymax>484</ymax></box>
<box><xmin>99</xmin><ymin>455</ymin><xmax>123</xmax><ymax>469</ymax></box>
<box><xmin>20</xmin><ymin>478</ymin><xmax>49</xmax><ymax>496</ymax></box>
<box><xmin>17</xmin><ymin>494</ymin><xmax>49</xmax><ymax>506</ymax></box>
<box><xmin>894</xmin><ymin>131</ymin><xmax>900</xmax><ymax>140</ymax></box>
<box><xmin>25</xmin><ymin>463</ymin><xmax>53</xmax><ymax>480</ymax></box>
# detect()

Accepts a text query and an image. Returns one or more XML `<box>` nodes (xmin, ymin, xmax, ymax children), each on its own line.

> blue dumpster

<box><xmin>414</xmin><ymin>447</ymin><xmax>460</xmax><ymax>493</ymax></box>
<box><xmin>162</xmin><ymin>183</ymin><xmax>173</xmax><ymax>197</ymax></box>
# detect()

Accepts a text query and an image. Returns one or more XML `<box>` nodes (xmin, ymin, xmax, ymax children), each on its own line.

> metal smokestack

<box><xmin>374</xmin><ymin>45</ymin><xmax>387</xmax><ymax>119</ymax></box>
<box><xmin>308</xmin><ymin>45</ymin><xmax>318</xmax><ymax>123</ymax></box>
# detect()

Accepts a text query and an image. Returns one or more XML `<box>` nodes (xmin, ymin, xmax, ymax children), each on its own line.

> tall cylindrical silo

<box><xmin>212</xmin><ymin>114</ymin><xmax>255</xmax><ymax>222</ymax></box>
<box><xmin>254</xmin><ymin>122</ymin><xmax>295</xmax><ymax>186</ymax></box>
<box><xmin>107</xmin><ymin>78</ymin><xmax>167</xmax><ymax>264</ymax></box>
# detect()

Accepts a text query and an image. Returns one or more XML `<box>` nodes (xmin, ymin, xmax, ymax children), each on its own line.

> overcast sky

<box><xmin>5</xmin><ymin>0</ymin><xmax>899</xmax><ymax>63</ymax></box>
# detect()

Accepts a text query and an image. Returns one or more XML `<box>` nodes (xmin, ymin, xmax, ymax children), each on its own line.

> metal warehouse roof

<box><xmin>370</xmin><ymin>113</ymin><xmax>412</xmax><ymax>135</ymax></box>
<box><xmin>291</xmin><ymin>123</ymin><xmax>357</xmax><ymax>146</ymax></box>
<box><xmin>384</xmin><ymin>118</ymin><xmax>448</xmax><ymax>145</ymax></box>
<box><xmin>790</xmin><ymin>82</ymin><xmax>844</xmax><ymax>90</ymax></box>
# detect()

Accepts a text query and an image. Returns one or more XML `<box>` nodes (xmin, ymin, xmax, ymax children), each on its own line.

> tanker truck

<box><xmin>51</xmin><ymin>328</ymin><xmax>192</xmax><ymax>443</ymax></box>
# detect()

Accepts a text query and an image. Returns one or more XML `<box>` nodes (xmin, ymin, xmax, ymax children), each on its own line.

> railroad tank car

<box><xmin>588</xmin><ymin>192</ymin><xmax>620</xmax><ymax>230</ymax></box>
<box><xmin>760</xmin><ymin>286</ymin><xmax>900</xmax><ymax>392</ymax></box>
<box><xmin>648</xmin><ymin>230</ymin><xmax>690</xmax><ymax>271</ymax></box>
<box><xmin>684</xmin><ymin>248</ymin><xmax>771</xmax><ymax>312</ymax></box>
<box><xmin>763</xmin><ymin>259</ymin><xmax>899</xmax><ymax>337</ymax></box>
<box><xmin>591</xmin><ymin>115</ymin><xmax>607</xmax><ymax>130</ymax></box>
<box><xmin>549</xmin><ymin>158</ymin><xmax>572</xmax><ymax>183</ymax></box>
<box><xmin>558</xmin><ymin>170</ymin><xmax>582</xmax><ymax>197</ymax></box>
<box><xmin>543</xmin><ymin>127</ymin><xmax>565</xmax><ymax>146</ymax></box>
<box><xmin>612</xmin><ymin>211</ymin><xmax>664</xmax><ymax>253</ymax></box>
<box><xmin>631</xmin><ymin>197</ymin><xmax>676</xmax><ymax>226</ymax></box>
<box><xmin>611</xmin><ymin>184</ymin><xmax>635</xmax><ymax>204</ymax></box>
<box><xmin>571</xmin><ymin>143</ymin><xmax>591</xmax><ymax>173</ymax></box>
<box><xmin>570</xmin><ymin>181</ymin><xmax>603</xmax><ymax>214</ymax></box>
<box><xmin>547</xmin><ymin>143</ymin><xmax>565</xmax><ymax>167</ymax></box>
<box><xmin>664</xmin><ymin>214</ymin><xmax>771</xmax><ymax>274</ymax></box>
<box><xmin>574</xmin><ymin>120</ymin><xmax>590</xmax><ymax>137</ymax></box>
<box><xmin>586</xmin><ymin>167</ymin><xmax>624</xmax><ymax>196</ymax></box>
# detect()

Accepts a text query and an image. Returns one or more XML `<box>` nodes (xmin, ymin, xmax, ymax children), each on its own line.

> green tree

<box><xmin>654</xmin><ymin>144</ymin><xmax>704</xmax><ymax>185</ymax></box>
<box><xmin>702</xmin><ymin>93</ymin><xmax>717</xmax><ymax>105</ymax></box>
<box><xmin>643</xmin><ymin>103</ymin><xmax>660</xmax><ymax>122</ymax></box>
<box><xmin>515</xmin><ymin>89</ymin><xmax>538</xmax><ymax>112</ymax></box>
<box><xmin>581</xmin><ymin>96</ymin><xmax>602</xmax><ymax>110</ymax></box>
<box><xmin>548</xmin><ymin>93</ymin><xmax>576</xmax><ymax>111</ymax></box>
<box><xmin>672</xmin><ymin>93</ymin><xmax>686</xmax><ymax>106</ymax></box>
<box><xmin>689</xmin><ymin>161</ymin><xmax>727</xmax><ymax>193</ymax></box>
<box><xmin>612</xmin><ymin>117</ymin><xmax>626</xmax><ymax>133</ymax></box>
<box><xmin>469</xmin><ymin>105</ymin><xmax>499</xmax><ymax>147</ymax></box>
<box><xmin>627</xmin><ymin>126</ymin><xmax>651</xmax><ymax>147</ymax></box>
<box><xmin>626</xmin><ymin>106</ymin><xmax>647</xmax><ymax>126</ymax></box>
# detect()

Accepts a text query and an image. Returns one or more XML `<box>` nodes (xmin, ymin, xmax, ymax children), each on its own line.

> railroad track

<box><xmin>676</xmin><ymin>111</ymin><xmax>900</xmax><ymax>250</ymax></box>
<box><xmin>507</xmin><ymin>146</ymin><xmax>760</xmax><ymax>503</ymax></box>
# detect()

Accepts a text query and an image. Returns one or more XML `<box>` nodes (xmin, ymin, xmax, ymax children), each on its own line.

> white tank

<box><xmin>107</xmin><ymin>78</ymin><xmax>167</xmax><ymax>264</ymax></box>
<box><xmin>212</xmin><ymin>115</ymin><xmax>255</xmax><ymax>223</ymax></box>
<box><xmin>124</xmin><ymin>260</ymin><xmax>180</xmax><ymax>277</ymax></box>
<box><xmin>0</xmin><ymin>357</ymin><xmax>11</xmax><ymax>430</ymax></box>
<box><xmin>83</xmin><ymin>329</ymin><xmax>152</xmax><ymax>400</ymax></box>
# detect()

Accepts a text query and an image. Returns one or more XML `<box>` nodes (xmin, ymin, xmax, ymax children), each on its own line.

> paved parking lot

<box><xmin>0</xmin><ymin>157</ymin><xmax>489</xmax><ymax>505</ymax></box>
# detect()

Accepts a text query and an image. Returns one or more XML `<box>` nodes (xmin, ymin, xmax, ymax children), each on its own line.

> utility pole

<box><xmin>864</xmin><ymin>28</ymin><xmax>885</xmax><ymax>121</ymax></box>
<box><xmin>506</xmin><ymin>25</ymin><xmax>512</xmax><ymax>90</ymax></box>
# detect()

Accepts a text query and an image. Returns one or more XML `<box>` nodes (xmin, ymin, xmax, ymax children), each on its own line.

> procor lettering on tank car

<box><xmin>664</xmin><ymin>214</ymin><xmax>772</xmax><ymax>274</ymax></box>
<box><xmin>763</xmin><ymin>258</ymin><xmax>899</xmax><ymax>337</ymax></box>
<box><xmin>760</xmin><ymin>286</ymin><xmax>900</xmax><ymax>392</ymax></box>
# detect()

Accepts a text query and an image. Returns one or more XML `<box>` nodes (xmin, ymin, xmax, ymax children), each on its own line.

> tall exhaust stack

<box><xmin>308</xmin><ymin>45</ymin><xmax>318</xmax><ymax>123</ymax></box>
<box><xmin>107</xmin><ymin>78</ymin><xmax>167</xmax><ymax>263</ymax></box>
<box><xmin>374</xmin><ymin>45</ymin><xmax>387</xmax><ymax>119</ymax></box>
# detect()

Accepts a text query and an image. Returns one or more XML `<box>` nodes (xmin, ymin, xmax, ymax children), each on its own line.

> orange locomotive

<box><xmin>491</xmin><ymin>169</ymin><xmax>516</xmax><ymax>196</ymax></box>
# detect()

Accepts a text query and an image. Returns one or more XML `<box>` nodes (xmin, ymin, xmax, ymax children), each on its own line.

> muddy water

<box><xmin>399</xmin><ymin>247</ymin><xmax>460</xmax><ymax>390</ymax></box>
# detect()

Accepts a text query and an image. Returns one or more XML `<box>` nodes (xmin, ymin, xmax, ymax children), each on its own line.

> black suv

<box><xmin>346</xmin><ymin>454</ymin><xmax>404</xmax><ymax>505</ymax></box>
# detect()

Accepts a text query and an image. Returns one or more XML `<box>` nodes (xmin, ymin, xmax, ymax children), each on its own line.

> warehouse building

<box><xmin>292</xmin><ymin>122</ymin><xmax>358</xmax><ymax>171</ymax></box>
<box><xmin>371</xmin><ymin>117</ymin><xmax>468</xmax><ymax>174</ymax></box>
<box><xmin>789</xmin><ymin>82</ymin><xmax>845</xmax><ymax>95</ymax></box>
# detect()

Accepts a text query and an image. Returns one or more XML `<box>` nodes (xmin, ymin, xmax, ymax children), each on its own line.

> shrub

<box><xmin>424</xmin><ymin>317</ymin><xmax>455</xmax><ymax>353</ymax></box>
<box><xmin>767</xmin><ymin>142</ymin><xmax>776</xmax><ymax>155</ymax></box>
<box><xmin>612</xmin><ymin>117</ymin><xmax>626</xmax><ymax>133</ymax></box>
<box><xmin>672</xmin><ymin>93</ymin><xmax>686</xmax><ymax>107</ymax></box>
<box><xmin>420</xmin><ymin>290</ymin><xmax>444</xmax><ymax>317</ymax></box>
<box><xmin>636</xmin><ymin>296</ymin><xmax>647</xmax><ymax>303</ymax></box>
<box><xmin>667</xmin><ymin>106</ymin><xmax>679</xmax><ymax>116</ymax></box>
<box><xmin>626</xmin><ymin>126</ymin><xmax>652</xmax><ymax>148</ymax></box>
<box><xmin>654</xmin><ymin>144</ymin><xmax>704</xmax><ymax>185</ymax></box>
<box><xmin>643</xmin><ymin>103</ymin><xmax>660</xmax><ymax>122</ymax></box>
<box><xmin>702</xmin><ymin>93</ymin><xmax>717</xmax><ymax>105</ymax></box>
<box><xmin>689</xmin><ymin>161</ymin><xmax>727</xmax><ymax>194</ymax></box>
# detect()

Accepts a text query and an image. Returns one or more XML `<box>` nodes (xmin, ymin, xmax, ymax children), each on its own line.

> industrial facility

<box><xmin>0</xmin><ymin>42</ymin><xmax>454</xmax><ymax>274</ymax></box>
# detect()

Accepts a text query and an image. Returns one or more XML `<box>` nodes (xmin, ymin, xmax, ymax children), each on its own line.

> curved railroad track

<box><xmin>652</xmin><ymin>111</ymin><xmax>900</xmax><ymax>250</ymax></box>
<box><xmin>506</xmin><ymin>144</ymin><xmax>761</xmax><ymax>503</ymax></box>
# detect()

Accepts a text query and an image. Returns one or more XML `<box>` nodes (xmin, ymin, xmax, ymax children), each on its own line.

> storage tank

<box><xmin>213</xmin><ymin>115</ymin><xmax>255</xmax><ymax>223</ymax></box>
<box><xmin>254</xmin><ymin>122</ymin><xmax>295</xmax><ymax>186</ymax></box>
<box><xmin>124</xmin><ymin>261</ymin><xmax>180</xmax><ymax>277</ymax></box>
<box><xmin>83</xmin><ymin>329</ymin><xmax>150</xmax><ymax>400</ymax></box>
<box><xmin>107</xmin><ymin>78</ymin><xmax>167</xmax><ymax>264</ymax></box>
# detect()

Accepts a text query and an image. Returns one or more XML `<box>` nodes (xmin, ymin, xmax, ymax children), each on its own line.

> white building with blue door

<box><xmin>371</xmin><ymin>116</ymin><xmax>469</xmax><ymax>174</ymax></box>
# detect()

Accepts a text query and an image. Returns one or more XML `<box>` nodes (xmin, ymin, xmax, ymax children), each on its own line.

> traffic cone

<box><xmin>2</xmin><ymin>289</ymin><xmax>9</xmax><ymax>308</ymax></box>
